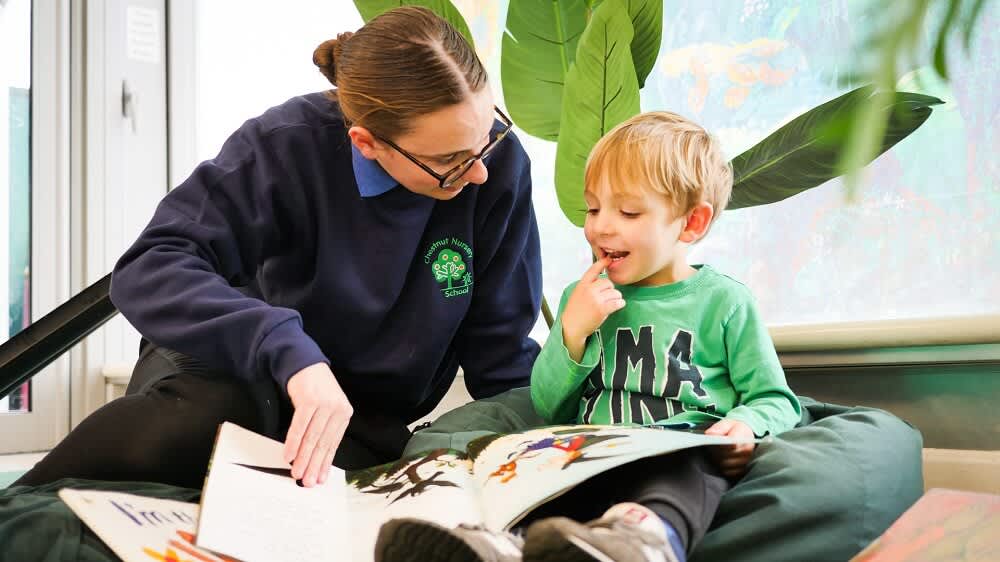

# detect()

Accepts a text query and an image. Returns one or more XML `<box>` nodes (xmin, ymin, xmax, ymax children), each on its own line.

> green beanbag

<box><xmin>0</xmin><ymin>390</ymin><xmax>921</xmax><ymax>562</ymax></box>
<box><xmin>404</xmin><ymin>388</ymin><xmax>924</xmax><ymax>562</ymax></box>
<box><xmin>0</xmin><ymin>480</ymin><xmax>198</xmax><ymax>562</ymax></box>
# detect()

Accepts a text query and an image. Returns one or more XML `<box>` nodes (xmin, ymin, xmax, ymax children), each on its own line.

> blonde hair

<box><xmin>585</xmin><ymin>112</ymin><xmax>733</xmax><ymax>223</ymax></box>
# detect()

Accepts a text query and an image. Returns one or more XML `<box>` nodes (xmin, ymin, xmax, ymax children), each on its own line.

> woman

<box><xmin>16</xmin><ymin>6</ymin><xmax>540</xmax><ymax>490</ymax></box>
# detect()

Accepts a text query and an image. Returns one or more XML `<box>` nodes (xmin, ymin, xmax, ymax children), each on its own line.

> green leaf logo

<box><xmin>432</xmin><ymin>249</ymin><xmax>467</xmax><ymax>290</ymax></box>
<box><xmin>424</xmin><ymin>237</ymin><xmax>473</xmax><ymax>298</ymax></box>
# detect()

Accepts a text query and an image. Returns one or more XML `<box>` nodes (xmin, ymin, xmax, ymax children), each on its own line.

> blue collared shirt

<box><xmin>351</xmin><ymin>145</ymin><xmax>399</xmax><ymax>197</ymax></box>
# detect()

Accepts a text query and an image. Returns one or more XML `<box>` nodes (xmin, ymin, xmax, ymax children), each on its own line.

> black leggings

<box><xmin>15</xmin><ymin>342</ymin><xmax>412</xmax><ymax>489</ymax></box>
<box><xmin>518</xmin><ymin>449</ymin><xmax>729</xmax><ymax>553</ymax></box>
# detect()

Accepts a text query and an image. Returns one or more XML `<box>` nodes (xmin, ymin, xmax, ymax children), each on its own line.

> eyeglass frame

<box><xmin>374</xmin><ymin>106</ymin><xmax>514</xmax><ymax>189</ymax></box>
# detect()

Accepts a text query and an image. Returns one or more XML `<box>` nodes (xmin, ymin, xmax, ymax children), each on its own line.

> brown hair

<box><xmin>312</xmin><ymin>6</ymin><xmax>487</xmax><ymax>139</ymax></box>
<box><xmin>585</xmin><ymin>111</ymin><xmax>733</xmax><ymax>226</ymax></box>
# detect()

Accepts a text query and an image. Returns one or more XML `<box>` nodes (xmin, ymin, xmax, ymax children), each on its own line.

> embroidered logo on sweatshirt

<box><xmin>423</xmin><ymin>237</ymin><xmax>473</xmax><ymax>298</ymax></box>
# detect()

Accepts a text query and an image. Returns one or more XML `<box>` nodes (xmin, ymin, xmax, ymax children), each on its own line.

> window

<box><xmin>180</xmin><ymin>2</ymin><xmax>998</xmax><ymax>349</ymax></box>
<box><xmin>1</xmin><ymin>0</ymin><xmax>32</xmax><ymax>413</ymax></box>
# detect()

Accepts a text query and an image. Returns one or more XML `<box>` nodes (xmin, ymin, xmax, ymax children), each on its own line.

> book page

<box><xmin>59</xmin><ymin>489</ymin><xmax>233</xmax><ymax>562</ymax></box>
<box><xmin>345</xmin><ymin>448</ymin><xmax>484</xmax><ymax>556</ymax></box>
<box><xmin>196</xmin><ymin>422</ymin><xmax>349</xmax><ymax>562</ymax></box>
<box><xmin>197</xmin><ymin>423</ymin><xmax>484</xmax><ymax>562</ymax></box>
<box><xmin>470</xmin><ymin>425</ymin><xmax>747</xmax><ymax>530</ymax></box>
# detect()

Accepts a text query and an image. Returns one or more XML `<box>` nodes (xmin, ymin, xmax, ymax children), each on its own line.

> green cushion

<box><xmin>0</xmin><ymin>479</ymin><xmax>198</xmax><ymax>562</ymax></box>
<box><xmin>0</xmin><ymin>389</ymin><xmax>922</xmax><ymax>562</ymax></box>
<box><xmin>403</xmin><ymin>385</ymin><xmax>546</xmax><ymax>456</ymax></box>
<box><xmin>693</xmin><ymin>402</ymin><xmax>923</xmax><ymax>562</ymax></box>
<box><xmin>405</xmin><ymin>388</ymin><xmax>924</xmax><ymax>562</ymax></box>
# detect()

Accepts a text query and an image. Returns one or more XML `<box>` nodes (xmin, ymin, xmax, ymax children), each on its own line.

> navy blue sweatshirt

<box><xmin>111</xmin><ymin>93</ymin><xmax>542</xmax><ymax>422</ymax></box>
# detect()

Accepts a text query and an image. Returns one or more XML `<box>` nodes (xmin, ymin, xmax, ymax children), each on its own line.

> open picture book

<box><xmin>57</xmin><ymin>488</ymin><xmax>237</xmax><ymax>562</ymax></box>
<box><xmin>61</xmin><ymin>421</ymin><xmax>748</xmax><ymax>562</ymax></box>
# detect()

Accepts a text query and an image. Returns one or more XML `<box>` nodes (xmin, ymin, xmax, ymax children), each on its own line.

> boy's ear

<box><xmin>348</xmin><ymin>126</ymin><xmax>380</xmax><ymax>159</ymax></box>
<box><xmin>678</xmin><ymin>203</ymin><xmax>714</xmax><ymax>243</ymax></box>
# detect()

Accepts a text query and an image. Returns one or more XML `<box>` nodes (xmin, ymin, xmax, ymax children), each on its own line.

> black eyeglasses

<box><xmin>375</xmin><ymin>106</ymin><xmax>513</xmax><ymax>189</ymax></box>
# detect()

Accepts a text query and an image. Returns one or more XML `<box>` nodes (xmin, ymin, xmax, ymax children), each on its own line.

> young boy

<box><xmin>374</xmin><ymin>112</ymin><xmax>801</xmax><ymax>562</ymax></box>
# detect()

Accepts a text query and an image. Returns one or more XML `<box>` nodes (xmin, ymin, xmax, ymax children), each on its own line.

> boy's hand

<box><xmin>705</xmin><ymin>418</ymin><xmax>756</xmax><ymax>479</ymax></box>
<box><xmin>285</xmin><ymin>363</ymin><xmax>354</xmax><ymax>488</ymax></box>
<box><xmin>561</xmin><ymin>257</ymin><xmax>626</xmax><ymax>362</ymax></box>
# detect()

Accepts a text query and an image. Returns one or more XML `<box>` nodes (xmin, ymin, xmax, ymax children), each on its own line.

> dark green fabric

<box><xmin>404</xmin><ymin>384</ymin><xmax>547</xmax><ymax>456</ymax></box>
<box><xmin>0</xmin><ymin>479</ymin><xmax>199</xmax><ymax>562</ymax></box>
<box><xmin>406</xmin><ymin>388</ymin><xmax>924</xmax><ymax>562</ymax></box>
<box><xmin>692</xmin><ymin>400</ymin><xmax>923</xmax><ymax>562</ymax></box>
<box><xmin>0</xmin><ymin>390</ymin><xmax>922</xmax><ymax>562</ymax></box>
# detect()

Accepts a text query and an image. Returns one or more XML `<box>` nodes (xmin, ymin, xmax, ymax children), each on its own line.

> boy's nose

<box><xmin>592</xmin><ymin>213</ymin><xmax>615</xmax><ymax>235</ymax></box>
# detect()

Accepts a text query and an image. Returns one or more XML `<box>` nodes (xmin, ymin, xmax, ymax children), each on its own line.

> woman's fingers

<box><xmin>284</xmin><ymin>405</ymin><xmax>316</xmax><ymax>465</ymax></box>
<box><xmin>318</xmin><ymin>418</ymin><xmax>350</xmax><ymax>484</ymax></box>
<box><xmin>317</xmin><ymin>436</ymin><xmax>340</xmax><ymax>485</ymax></box>
<box><xmin>298</xmin><ymin>401</ymin><xmax>353</xmax><ymax>486</ymax></box>
<box><xmin>293</xmin><ymin>409</ymin><xmax>332</xmax><ymax>482</ymax></box>
<box><xmin>301</xmin><ymin>411</ymin><xmax>335</xmax><ymax>486</ymax></box>
<box><xmin>284</xmin><ymin>363</ymin><xmax>355</xmax><ymax>487</ymax></box>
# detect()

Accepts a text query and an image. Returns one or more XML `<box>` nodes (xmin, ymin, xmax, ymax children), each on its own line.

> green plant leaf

<box><xmin>728</xmin><ymin>86</ymin><xmax>943</xmax><ymax>210</ymax></box>
<box><xmin>624</xmin><ymin>0</ymin><xmax>662</xmax><ymax>88</ymax></box>
<box><xmin>554</xmin><ymin>0</ymin><xmax>641</xmax><ymax>226</ymax></box>
<box><xmin>964</xmin><ymin>0</ymin><xmax>988</xmax><ymax>51</ymax></box>
<box><xmin>353</xmin><ymin>0</ymin><xmax>474</xmax><ymax>48</ymax></box>
<box><xmin>932</xmin><ymin>0</ymin><xmax>962</xmax><ymax>80</ymax></box>
<box><xmin>501</xmin><ymin>0</ymin><xmax>592</xmax><ymax>141</ymax></box>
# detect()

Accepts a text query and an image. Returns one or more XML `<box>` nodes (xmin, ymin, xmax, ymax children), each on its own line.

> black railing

<box><xmin>0</xmin><ymin>273</ymin><xmax>119</xmax><ymax>400</ymax></box>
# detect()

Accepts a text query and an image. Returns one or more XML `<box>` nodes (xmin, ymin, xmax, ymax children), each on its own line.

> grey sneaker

<box><xmin>523</xmin><ymin>516</ymin><xmax>680</xmax><ymax>562</ymax></box>
<box><xmin>375</xmin><ymin>518</ymin><xmax>524</xmax><ymax>562</ymax></box>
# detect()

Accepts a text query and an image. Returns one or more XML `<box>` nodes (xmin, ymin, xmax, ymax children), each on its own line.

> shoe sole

<box><xmin>374</xmin><ymin>518</ymin><xmax>487</xmax><ymax>562</ymax></box>
<box><xmin>525</xmin><ymin>518</ymin><xmax>679</xmax><ymax>562</ymax></box>
<box><xmin>523</xmin><ymin>518</ymin><xmax>613</xmax><ymax>562</ymax></box>
<box><xmin>524</xmin><ymin>537</ymin><xmax>615</xmax><ymax>562</ymax></box>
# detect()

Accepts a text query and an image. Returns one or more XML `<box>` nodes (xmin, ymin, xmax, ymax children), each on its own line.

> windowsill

<box><xmin>779</xmin><ymin>343</ymin><xmax>1000</xmax><ymax>368</ymax></box>
<box><xmin>771</xmin><ymin>314</ymin><xmax>1000</xmax><ymax>353</ymax></box>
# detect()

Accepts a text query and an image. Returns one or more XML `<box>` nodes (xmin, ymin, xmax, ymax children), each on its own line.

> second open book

<box><xmin>192</xmin><ymin>421</ymin><xmax>746</xmax><ymax>562</ymax></box>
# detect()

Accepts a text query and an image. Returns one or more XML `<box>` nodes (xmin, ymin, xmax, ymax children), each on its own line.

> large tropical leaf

<box><xmin>501</xmin><ymin>0</ymin><xmax>592</xmax><ymax>141</ymax></box>
<box><xmin>554</xmin><ymin>0</ymin><xmax>641</xmax><ymax>226</ymax></box>
<box><xmin>728</xmin><ymin>86</ymin><xmax>942</xmax><ymax>209</ymax></box>
<box><xmin>353</xmin><ymin>0</ymin><xmax>474</xmax><ymax>48</ymax></box>
<box><xmin>624</xmin><ymin>0</ymin><xmax>662</xmax><ymax>88</ymax></box>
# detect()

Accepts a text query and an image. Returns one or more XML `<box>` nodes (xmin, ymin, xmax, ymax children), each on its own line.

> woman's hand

<box><xmin>705</xmin><ymin>418</ymin><xmax>756</xmax><ymax>479</ymax></box>
<box><xmin>561</xmin><ymin>257</ymin><xmax>625</xmax><ymax>362</ymax></box>
<box><xmin>284</xmin><ymin>363</ymin><xmax>354</xmax><ymax>487</ymax></box>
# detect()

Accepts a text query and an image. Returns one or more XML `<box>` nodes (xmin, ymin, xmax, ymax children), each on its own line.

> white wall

<box><xmin>193</xmin><ymin>1</ymin><xmax>362</xmax><ymax>162</ymax></box>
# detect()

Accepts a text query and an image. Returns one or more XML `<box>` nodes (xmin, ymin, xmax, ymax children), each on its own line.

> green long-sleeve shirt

<box><xmin>531</xmin><ymin>265</ymin><xmax>800</xmax><ymax>436</ymax></box>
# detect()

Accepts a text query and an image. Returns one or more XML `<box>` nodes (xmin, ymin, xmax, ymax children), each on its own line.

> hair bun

<box><xmin>313</xmin><ymin>32</ymin><xmax>354</xmax><ymax>85</ymax></box>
